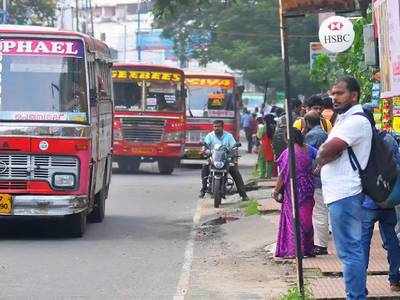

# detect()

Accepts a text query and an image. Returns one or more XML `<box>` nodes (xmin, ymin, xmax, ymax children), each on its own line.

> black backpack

<box><xmin>347</xmin><ymin>112</ymin><xmax>398</xmax><ymax>208</ymax></box>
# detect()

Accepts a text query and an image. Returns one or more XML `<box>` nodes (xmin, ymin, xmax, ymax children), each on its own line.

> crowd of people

<box><xmin>241</xmin><ymin>76</ymin><xmax>400</xmax><ymax>299</ymax></box>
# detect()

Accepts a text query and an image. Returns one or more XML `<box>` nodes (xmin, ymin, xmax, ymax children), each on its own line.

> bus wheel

<box><xmin>88</xmin><ymin>186</ymin><xmax>106</xmax><ymax>223</ymax></box>
<box><xmin>66</xmin><ymin>212</ymin><xmax>87</xmax><ymax>238</ymax></box>
<box><xmin>158</xmin><ymin>159</ymin><xmax>174</xmax><ymax>175</ymax></box>
<box><xmin>128</xmin><ymin>159</ymin><xmax>140</xmax><ymax>174</ymax></box>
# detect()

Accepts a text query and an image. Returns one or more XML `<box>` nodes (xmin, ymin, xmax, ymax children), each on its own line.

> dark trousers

<box><xmin>244</xmin><ymin>127</ymin><xmax>253</xmax><ymax>153</ymax></box>
<box><xmin>362</xmin><ymin>207</ymin><xmax>400</xmax><ymax>284</ymax></box>
<box><xmin>201</xmin><ymin>164</ymin><xmax>246</xmax><ymax>196</ymax></box>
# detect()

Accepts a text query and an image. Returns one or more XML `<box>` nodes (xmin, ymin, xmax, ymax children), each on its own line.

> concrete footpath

<box><xmin>189</xmin><ymin>150</ymin><xmax>400</xmax><ymax>299</ymax></box>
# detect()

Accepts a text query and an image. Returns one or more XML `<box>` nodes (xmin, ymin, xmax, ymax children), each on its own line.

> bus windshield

<box><xmin>0</xmin><ymin>39</ymin><xmax>88</xmax><ymax>123</ymax></box>
<box><xmin>187</xmin><ymin>85</ymin><xmax>235</xmax><ymax>118</ymax></box>
<box><xmin>112</xmin><ymin>70</ymin><xmax>184</xmax><ymax>112</ymax></box>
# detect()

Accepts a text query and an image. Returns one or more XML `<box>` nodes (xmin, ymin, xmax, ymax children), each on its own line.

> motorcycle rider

<box><xmin>199</xmin><ymin>119</ymin><xmax>249</xmax><ymax>201</ymax></box>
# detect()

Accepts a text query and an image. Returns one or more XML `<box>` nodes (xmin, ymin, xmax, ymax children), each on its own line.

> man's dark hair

<box><xmin>322</xmin><ymin>95</ymin><xmax>334</xmax><ymax>109</ymax></box>
<box><xmin>304</xmin><ymin>111</ymin><xmax>321</xmax><ymax>128</ymax></box>
<box><xmin>304</xmin><ymin>94</ymin><xmax>323</xmax><ymax>108</ymax></box>
<box><xmin>213</xmin><ymin>119</ymin><xmax>224</xmax><ymax>126</ymax></box>
<box><xmin>290</xmin><ymin>98</ymin><xmax>303</xmax><ymax>110</ymax></box>
<box><xmin>335</xmin><ymin>76</ymin><xmax>361</xmax><ymax>101</ymax></box>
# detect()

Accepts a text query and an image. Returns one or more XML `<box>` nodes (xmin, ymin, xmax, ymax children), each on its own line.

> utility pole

<box><xmin>124</xmin><ymin>24</ymin><xmax>127</xmax><ymax>62</ymax></box>
<box><xmin>2</xmin><ymin>0</ymin><xmax>6</xmax><ymax>24</ymax></box>
<box><xmin>89</xmin><ymin>0</ymin><xmax>94</xmax><ymax>36</ymax></box>
<box><xmin>136</xmin><ymin>0</ymin><xmax>142</xmax><ymax>61</ymax></box>
<box><xmin>279</xmin><ymin>0</ymin><xmax>305</xmax><ymax>298</ymax></box>
<box><xmin>75</xmin><ymin>0</ymin><xmax>79</xmax><ymax>32</ymax></box>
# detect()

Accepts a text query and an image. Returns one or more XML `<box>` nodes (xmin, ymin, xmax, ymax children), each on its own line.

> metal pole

<box><xmin>124</xmin><ymin>24</ymin><xmax>127</xmax><ymax>62</ymax></box>
<box><xmin>136</xmin><ymin>0</ymin><xmax>142</xmax><ymax>61</ymax></box>
<box><xmin>2</xmin><ymin>0</ymin><xmax>6</xmax><ymax>24</ymax></box>
<box><xmin>89</xmin><ymin>0</ymin><xmax>94</xmax><ymax>36</ymax></box>
<box><xmin>75</xmin><ymin>0</ymin><xmax>79</xmax><ymax>32</ymax></box>
<box><xmin>279</xmin><ymin>1</ymin><xmax>305</xmax><ymax>298</ymax></box>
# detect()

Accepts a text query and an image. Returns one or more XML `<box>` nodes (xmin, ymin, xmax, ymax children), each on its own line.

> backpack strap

<box><xmin>347</xmin><ymin>111</ymin><xmax>373</xmax><ymax>173</ymax></box>
<box><xmin>348</xmin><ymin>147</ymin><xmax>362</xmax><ymax>172</ymax></box>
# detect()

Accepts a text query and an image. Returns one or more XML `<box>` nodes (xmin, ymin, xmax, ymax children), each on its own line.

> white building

<box><xmin>56</xmin><ymin>0</ymin><xmax>234</xmax><ymax>73</ymax></box>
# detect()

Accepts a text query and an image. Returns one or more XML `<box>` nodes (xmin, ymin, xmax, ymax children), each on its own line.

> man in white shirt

<box><xmin>317</xmin><ymin>77</ymin><xmax>372</xmax><ymax>300</ymax></box>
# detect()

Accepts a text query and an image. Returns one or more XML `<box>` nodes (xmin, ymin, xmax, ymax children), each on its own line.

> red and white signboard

<box><xmin>0</xmin><ymin>39</ymin><xmax>84</xmax><ymax>57</ymax></box>
<box><xmin>319</xmin><ymin>16</ymin><xmax>355</xmax><ymax>53</ymax></box>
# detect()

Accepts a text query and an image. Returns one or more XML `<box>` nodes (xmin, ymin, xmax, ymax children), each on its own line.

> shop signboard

<box><xmin>318</xmin><ymin>16</ymin><xmax>355</xmax><ymax>53</ymax></box>
<box><xmin>374</xmin><ymin>0</ymin><xmax>400</xmax><ymax>98</ymax></box>
<box><xmin>282</xmin><ymin>0</ymin><xmax>355</xmax><ymax>15</ymax></box>
<box><xmin>309</xmin><ymin>42</ymin><xmax>336</xmax><ymax>68</ymax></box>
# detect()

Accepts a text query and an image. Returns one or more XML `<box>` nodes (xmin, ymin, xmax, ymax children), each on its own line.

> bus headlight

<box><xmin>52</xmin><ymin>173</ymin><xmax>76</xmax><ymax>189</ymax></box>
<box><xmin>113</xmin><ymin>128</ymin><xmax>123</xmax><ymax>141</ymax></box>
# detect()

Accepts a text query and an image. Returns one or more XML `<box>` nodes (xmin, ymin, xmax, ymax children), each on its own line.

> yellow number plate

<box><xmin>0</xmin><ymin>194</ymin><xmax>12</xmax><ymax>215</ymax></box>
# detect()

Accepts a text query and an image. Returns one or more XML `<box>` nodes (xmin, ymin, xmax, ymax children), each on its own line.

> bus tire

<box><xmin>67</xmin><ymin>212</ymin><xmax>87</xmax><ymax>238</ymax></box>
<box><xmin>89</xmin><ymin>187</ymin><xmax>106</xmax><ymax>223</ymax></box>
<box><xmin>158</xmin><ymin>159</ymin><xmax>174</xmax><ymax>175</ymax></box>
<box><xmin>129</xmin><ymin>159</ymin><xmax>140</xmax><ymax>174</ymax></box>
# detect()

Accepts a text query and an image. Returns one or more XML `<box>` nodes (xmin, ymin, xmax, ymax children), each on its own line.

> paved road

<box><xmin>0</xmin><ymin>164</ymin><xmax>202</xmax><ymax>299</ymax></box>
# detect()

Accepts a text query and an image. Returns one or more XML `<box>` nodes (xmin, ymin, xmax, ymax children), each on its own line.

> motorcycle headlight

<box><xmin>213</xmin><ymin>161</ymin><xmax>225</xmax><ymax>169</ymax></box>
<box><xmin>52</xmin><ymin>173</ymin><xmax>76</xmax><ymax>189</ymax></box>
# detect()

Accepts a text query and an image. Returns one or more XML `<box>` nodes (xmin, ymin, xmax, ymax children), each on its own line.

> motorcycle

<box><xmin>203</xmin><ymin>142</ymin><xmax>241</xmax><ymax>208</ymax></box>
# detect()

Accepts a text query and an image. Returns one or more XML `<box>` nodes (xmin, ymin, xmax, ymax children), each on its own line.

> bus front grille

<box><xmin>122</xmin><ymin>118</ymin><xmax>165</xmax><ymax>143</ymax></box>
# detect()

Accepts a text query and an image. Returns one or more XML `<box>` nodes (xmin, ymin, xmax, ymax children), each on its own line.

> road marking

<box><xmin>173</xmin><ymin>197</ymin><xmax>204</xmax><ymax>300</ymax></box>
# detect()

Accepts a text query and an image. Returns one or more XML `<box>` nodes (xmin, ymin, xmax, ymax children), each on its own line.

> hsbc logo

<box><xmin>328</xmin><ymin>22</ymin><xmax>344</xmax><ymax>31</ymax></box>
<box><xmin>319</xmin><ymin>16</ymin><xmax>355</xmax><ymax>53</ymax></box>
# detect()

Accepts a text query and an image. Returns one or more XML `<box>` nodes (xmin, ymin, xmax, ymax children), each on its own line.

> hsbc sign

<box><xmin>319</xmin><ymin>16</ymin><xmax>355</xmax><ymax>53</ymax></box>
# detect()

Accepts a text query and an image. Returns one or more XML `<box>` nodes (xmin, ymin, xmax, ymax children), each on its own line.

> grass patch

<box><xmin>280</xmin><ymin>286</ymin><xmax>313</xmax><ymax>300</ymax></box>
<box><xmin>244</xmin><ymin>199</ymin><xmax>261</xmax><ymax>216</ymax></box>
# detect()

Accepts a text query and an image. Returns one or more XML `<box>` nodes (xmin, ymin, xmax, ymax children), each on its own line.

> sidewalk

<box><xmin>255</xmin><ymin>179</ymin><xmax>400</xmax><ymax>299</ymax></box>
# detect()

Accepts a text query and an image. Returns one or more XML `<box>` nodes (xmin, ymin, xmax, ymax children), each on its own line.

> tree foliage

<box><xmin>310</xmin><ymin>15</ymin><xmax>374</xmax><ymax>103</ymax></box>
<box><xmin>7</xmin><ymin>0</ymin><xmax>56</xmax><ymax>26</ymax></box>
<box><xmin>153</xmin><ymin>0</ymin><xmax>320</xmax><ymax>96</ymax></box>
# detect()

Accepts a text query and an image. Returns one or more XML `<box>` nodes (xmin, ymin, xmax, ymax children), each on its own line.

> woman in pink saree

<box><xmin>272</xmin><ymin>128</ymin><xmax>315</xmax><ymax>258</ymax></box>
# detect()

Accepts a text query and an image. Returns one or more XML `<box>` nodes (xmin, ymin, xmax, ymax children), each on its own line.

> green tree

<box><xmin>8</xmin><ymin>0</ymin><xmax>56</xmax><ymax>26</ymax></box>
<box><xmin>153</xmin><ymin>0</ymin><xmax>320</xmax><ymax>96</ymax></box>
<box><xmin>310</xmin><ymin>15</ymin><xmax>374</xmax><ymax>102</ymax></box>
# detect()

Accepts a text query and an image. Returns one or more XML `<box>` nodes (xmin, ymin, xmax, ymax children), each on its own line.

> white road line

<box><xmin>173</xmin><ymin>198</ymin><xmax>203</xmax><ymax>300</ymax></box>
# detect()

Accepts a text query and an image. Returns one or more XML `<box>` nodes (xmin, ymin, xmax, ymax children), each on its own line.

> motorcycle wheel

<box><xmin>212</xmin><ymin>177</ymin><xmax>222</xmax><ymax>208</ymax></box>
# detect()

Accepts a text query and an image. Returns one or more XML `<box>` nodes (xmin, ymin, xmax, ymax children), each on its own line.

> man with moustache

<box><xmin>316</xmin><ymin>76</ymin><xmax>372</xmax><ymax>300</ymax></box>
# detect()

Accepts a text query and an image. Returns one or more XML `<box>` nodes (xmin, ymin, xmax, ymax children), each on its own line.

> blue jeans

<box><xmin>362</xmin><ymin>207</ymin><xmax>400</xmax><ymax>284</ymax></box>
<box><xmin>328</xmin><ymin>193</ymin><xmax>367</xmax><ymax>300</ymax></box>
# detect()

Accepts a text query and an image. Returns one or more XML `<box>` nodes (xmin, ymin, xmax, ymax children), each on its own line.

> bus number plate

<box><xmin>0</xmin><ymin>194</ymin><xmax>12</xmax><ymax>215</ymax></box>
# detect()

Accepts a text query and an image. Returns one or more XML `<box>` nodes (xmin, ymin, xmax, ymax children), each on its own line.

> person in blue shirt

<box><xmin>199</xmin><ymin>119</ymin><xmax>248</xmax><ymax>201</ymax></box>
<box><xmin>361</xmin><ymin>106</ymin><xmax>400</xmax><ymax>292</ymax></box>
<box><xmin>241</xmin><ymin>108</ymin><xmax>254</xmax><ymax>153</ymax></box>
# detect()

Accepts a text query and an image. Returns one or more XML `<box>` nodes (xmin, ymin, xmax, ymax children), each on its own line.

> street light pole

<box><xmin>2</xmin><ymin>0</ymin><xmax>6</xmax><ymax>24</ymax></box>
<box><xmin>279</xmin><ymin>0</ymin><xmax>305</xmax><ymax>298</ymax></box>
<box><xmin>75</xmin><ymin>0</ymin><xmax>79</xmax><ymax>32</ymax></box>
<box><xmin>136</xmin><ymin>0</ymin><xmax>142</xmax><ymax>61</ymax></box>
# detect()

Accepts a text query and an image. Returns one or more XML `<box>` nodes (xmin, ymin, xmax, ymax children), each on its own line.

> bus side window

<box><xmin>88</xmin><ymin>60</ymin><xmax>97</xmax><ymax>105</ymax></box>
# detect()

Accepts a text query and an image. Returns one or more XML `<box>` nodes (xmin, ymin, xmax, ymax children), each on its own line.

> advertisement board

<box><xmin>137</xmin><ymin>29</ymin><xmax>176</xmax><ymax>60</ymax></box>
<box><xmin>374</xmin><ymin>0</ymin><xmax>400</xmax><ymax>98</ymax></box>
<box><xmin>282</xmin><ymin>0</ymin><xmax>355</xmax><ymax>15</ymax></box>
<box><xmin>309</xmin><ymin>42</ymin><xmax>336</xmax><ymax>68</ymax></box>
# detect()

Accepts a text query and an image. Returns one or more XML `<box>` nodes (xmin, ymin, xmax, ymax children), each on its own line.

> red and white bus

<box><xmin>112</xmin><ymin>64</ymin><xmax>186</xmax><ymax>174</ymax></box>
<box><xmin>0</xmin><ymin>26</ymin><xmax>114</xmax><ymax>237</ymax></box>
<box><xmin>183</xmin><ymin>71</ymin><xmax>241</xmax><ymax>161</ymax></box>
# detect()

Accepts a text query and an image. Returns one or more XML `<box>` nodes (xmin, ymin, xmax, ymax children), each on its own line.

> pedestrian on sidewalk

<box><xmin>360</xmin><ymin>107</ymin><xmax>400</xmax><ymax>292</ymax></box>
<box><xmin>241</xmin><ymin>108</ymin><xmax>254</xmax><ymax>153</ymax></box>
<box><xmin>304</xmin><ymin>111</ymin><xmax>329</xmax><ymax>256</ymax></box>
<box><xmin>316</xmin><ymin>76</ymin><xmax>371</xmax><ymax>300</ymax></box>
<box><xmin>272</xmin><ymin>128</ymin><xmax>315</xmax><ymax>258</ymax></box>
<box><xmin>272</xmin><ymin>98</ymin><xmax>303</xmax><ymax>159</ymax></box>
<box><xmin>256</xmin><ymin>114</ymin><xmax>275</xmax><ymax>179</ymax></box>
<box><xmin>293</xmin><ymin>94</ymin><xmax>332</xmax><ymax>134</ymax></box>
<box><xmin>322</xmin><ymin>95</ymin><xmax>338</xmax><ymax>127</ymax></box>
